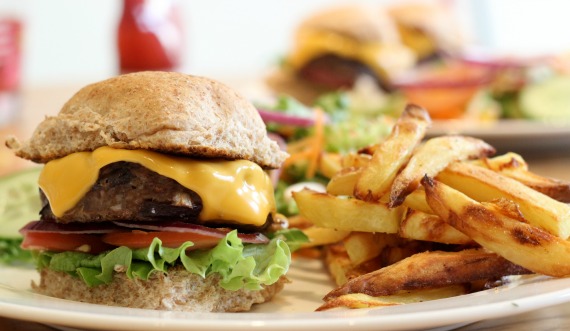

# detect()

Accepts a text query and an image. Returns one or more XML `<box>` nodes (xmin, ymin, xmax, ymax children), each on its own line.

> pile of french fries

<box><xmin>292</xmin><ymin>104</ymin><xmax>570</xmax><ymax>311</ymax></box>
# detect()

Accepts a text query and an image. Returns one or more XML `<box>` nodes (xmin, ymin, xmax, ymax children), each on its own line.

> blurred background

<box><xmin>1</xmin><ymin>0</ymin><xmax>570</xmax><ymax>87</ymax></box>
<box><xmin>1</xmin><ymin>1</ymin><xmax>570</xmax><ymax>188</ymax></box>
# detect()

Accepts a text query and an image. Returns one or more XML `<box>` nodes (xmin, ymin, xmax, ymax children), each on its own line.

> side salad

<box><xmin>256</xmin><ymin>84</ymin><xmax>401</xmax><ymax>218</ymax></box>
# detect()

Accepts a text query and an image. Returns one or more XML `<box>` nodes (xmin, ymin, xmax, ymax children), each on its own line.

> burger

<box><xmin>266</xmin><ymin>5</ymin><xmax>416</xmax><ymax>104</ymax></box>
<box><xmin>5</xmin><ymin>71</ymin><xmax>304</xmax><ymax>312</ymax></box>
<box><xmin>388</xmin><ymin>2</ymin><xmax>465</xmax><ymax>63</ymax></box>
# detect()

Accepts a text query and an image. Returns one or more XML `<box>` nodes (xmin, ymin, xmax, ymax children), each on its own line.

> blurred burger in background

<box><xmin>266</xmin><ymin>5</ymin><xmax>416</xmax><ymax>105</ymax></box>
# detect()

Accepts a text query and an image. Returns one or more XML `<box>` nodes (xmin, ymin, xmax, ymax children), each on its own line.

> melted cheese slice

<box><xmin>39</xmin><ymin>146</ymin><xmax>275</xmax><ymax>227</ymax></box>
<box><xmin>395</xmin><ymin>24</ymin><xmax>436</xmax><ymax>60</ymax></box>
<box><xmin>288</xmin><ymin>30</ymin><xmax>416</xmax><ymax>79</ymax></box>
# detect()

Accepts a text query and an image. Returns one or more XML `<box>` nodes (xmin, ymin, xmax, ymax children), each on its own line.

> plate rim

<box><xmin>2</xmin><ymin>266</ymin><xmax>570</xmax><ymax>331</ymax></box>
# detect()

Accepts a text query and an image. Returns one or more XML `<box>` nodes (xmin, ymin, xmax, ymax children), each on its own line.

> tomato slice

<box><xmin>102</xmin><ymin>231</ymin><xmax>222</xmax><ymax>250</ymax></box>
<box><xmin>21</xmin><ymin>232</ymin><xmax>113</xmax><ymax>254</ymax></box>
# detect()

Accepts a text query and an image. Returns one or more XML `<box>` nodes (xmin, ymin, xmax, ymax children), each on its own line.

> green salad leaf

<box><xmin>0</xmin><ymin>167</ymin><xmax>42</xmax><ymax>265</ymax></box>
<box><xmin>35</xmin><ymin>229</ymin><xmax>307</xmax><ymax>290</ymax></box>
<box><xmin>325</xmin><ymin>116</ymin><xmax>394</xmax><ymax>154</ymax></box>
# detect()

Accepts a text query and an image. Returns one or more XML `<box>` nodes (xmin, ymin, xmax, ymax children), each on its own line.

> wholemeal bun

<box><xmin>297</xmin><ymin>5</ymin><xmax>402</xmax><ymax>44</ymax></box>
<box><xmin>6</xmin><ymin>72</ymin><xmax>287</xmax><ymax>169</ymax></box>
<box><xmin>33</xmin><ymin>266</ymin><xmax>287</xmax><ymax>312</ymax></box>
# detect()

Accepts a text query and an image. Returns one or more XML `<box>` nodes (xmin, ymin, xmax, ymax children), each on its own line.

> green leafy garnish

<box><xmin>0</xmin><ymin>238</ymin><xmax>32</xmax><ymax>265</ymax></box>
<box><xmin>0</xmin><ymin>167</ymin><xmax>42</xmax><ymax>265</ymax></box>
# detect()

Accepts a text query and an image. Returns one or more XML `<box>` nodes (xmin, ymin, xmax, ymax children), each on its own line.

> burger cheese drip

<box><xmin>38</xmin><ymin>146</ymin><xmax>276</xmax><ymax>227</ymax></box>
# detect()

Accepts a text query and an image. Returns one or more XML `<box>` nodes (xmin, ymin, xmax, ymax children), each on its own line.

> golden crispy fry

<box><xmin>301</xmin><ymin>226</ymin><xmax>351</xmax><ymax>248</ymax></box>
<box><xmin>317</xmin><ymin>286</ymin><xmax>468</xmax><ymax>311</ymax></box>
<box><xmin>287</xmin><ymin>215</ymin><xmax>313</xmax><ymax>229</ymax></box>
<box><xmin>402</xmin><ymin>187</ymin><xmax>432</xmax><ymax>214</ymax></box>
<box><xmin>389</xmin><ymin>136</ymin><xmax>496</xmax><ymax>208</ymax></box>
<box><xmin>324</xmin><ymin>243</ymin><xmax>353</xmax><ymax>286</ymax></box>
<box><xmin>474</xmin><ymin>152</ymin><xmax>570</xmax><ymax>203</ymax></box>
<box><xmin>319</xmin><ymin>152</ymin><xmax>343</xmax><ymax>179</ymax></box>
<box><xmin>340</xmin><ymin>153</ymin><xmax>371</xmax><ymax>169</ymax></box>
<box><xmin>293</xmin><ymin>189</ymin><xmax>405</xmax><ymax>233</ymax></box>
<box><xmin>379</xmin><ymin>240</ymin><xmax>439</xmax><ymax>267</ymax></box>
<box><xmin>323</xmin><ymin>249</ymin><xmax>529</xmax><ymax>300</ymax></box>
<box><xmin>354</xmin><ymin>104</ymin><xmax>431</xmax><ymax>202</ymax></box>
<box><xmin>357</xmin><ymin>144</ymin><xmax>379</xmax><ymax>156</ymax></box>
<box><xmin>399</xmin><ymin>210</ymin><xmax>474</xmax><ymax>245</ymax></box>
<box><xmin>422</xmin><ymin>176</ymin><xmax>570</xmax><ymax>277</ymax></box>
<box><xmin>326</xmin><ymin>167</ymin><xmax>362</xmax><ymax>196</ymax></box>
<box><xmin>343</xmin><ymin>232</ymin><xmax>400</xmax><ymax>266</ymax></box>
<box><xmin>472</xmin><ymin>152</ymin><xmax>528</xmax><ymax>171</ymax></box>
<box><xmin>437</xmin><ymin>161</ymin><xmax>570</xmax><ymax>238</ymax></box>
<box><xmin>325</xmin><ymin>245</ymin><xmax>387</xmax><ymax>286</ymax></box>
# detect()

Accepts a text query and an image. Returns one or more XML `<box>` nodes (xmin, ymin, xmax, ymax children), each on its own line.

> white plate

<box><xmin>2</xmin><ymin>259</ymin><xmax>570</xmax><ymax>331</ymax></box>
<box><xmin>427</xmin><ymin>119</ymin><xmax>570</xmax><ymax>153</ymax></box>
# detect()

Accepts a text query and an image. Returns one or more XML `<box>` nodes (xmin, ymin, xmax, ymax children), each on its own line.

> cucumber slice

<box><xmin>0</xmin><ymin>167</ymin><xmax>42</xmax><ymax>238</ymax></box>
<box><xmin>520</xmin><ymin>75</ymin><xmax>570</xmax><ymax>121</ymax></box>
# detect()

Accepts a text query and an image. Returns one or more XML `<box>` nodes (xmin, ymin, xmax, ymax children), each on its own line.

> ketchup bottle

<box><xmin>0</xmin><ymin>18</ymin><xmax>22</xmax><ymax>127</ymax></box>
<box><xmin>117</xmin><ymin>0</ymin><xmax>183</xmax><ymax>74</ymax></box>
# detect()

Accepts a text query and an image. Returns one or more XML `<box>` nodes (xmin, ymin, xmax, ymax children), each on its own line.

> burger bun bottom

<box><xmin>33</xmin><ymin>266</ymin><xmax>287</xmax><ymax>312</ymax></box>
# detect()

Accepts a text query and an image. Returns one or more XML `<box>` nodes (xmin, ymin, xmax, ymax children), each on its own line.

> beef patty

<box><xmin>39</xmin><ymin>162</ymin><xmax>272</xmax><ymax>232</ymax></box>
<box><xmin>298</xmin><ymin>54</ymin><xmax>391</xmax><ymax>91</ymax></box>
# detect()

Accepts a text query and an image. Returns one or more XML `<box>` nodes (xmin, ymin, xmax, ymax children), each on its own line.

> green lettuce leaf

<box><xmin>34</xmin><ymin>229</ymin><xmax>307</xmax><ymax>291</ymax></box>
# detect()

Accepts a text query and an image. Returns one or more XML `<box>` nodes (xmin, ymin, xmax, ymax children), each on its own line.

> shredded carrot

<box><xmin>282</xmin><ymin>107</ymin><xmax>327</xmax><ymax>179</ymax></box>
<box><xmin>287</xmin><ymin>137</ymin><xmax>315</xmax><ymax>154</ymax></box>
<box><xmin>283</xmin><ymin>149</ymin><xmax>312</xmax><ymax>168</ymax></box>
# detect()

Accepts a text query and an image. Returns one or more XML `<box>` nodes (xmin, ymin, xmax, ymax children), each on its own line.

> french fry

<box><xmin>293</xmin><ymin>189</ymin><xmax>405</xmax><ymax>233</ymax></box>
<box><xmin>343</xmin><ymin>232</ymin><xmax>400</xmax><ymax>266</ymax></box>
<box><xmin>379</xmin><ymin>240</ymin><xmax>438</xmax><ymax>267</ymax></box>
<box><xmin>302</xmin><ymin>226</ymin><xmax>351</xmax><ymax>248</ymax></box>
<box><xmin>323</xmin><ymin>249</ymin><xmax>529</xmax><ymax>300</ymax></box>
<box><xmin>422</xmin><ymin>176</ymin><xmax>570</xmax><ymax>277</ymax></box>
<box><xmin>472</xmin><ymin>152</ymin><xmax>528</xmax><ymax>171</ymax></box>
<box><xmin>402</xmin><ymin>187</ymin><xmax>432</xmax><ymax>214</ymax></box>
<box><xmin>474</xmin><ymin>152</ymin><xmax>570</xmax><ymax>202</ymax></box>
<box><xmin>357</xmin><ymin>144</ymin><xmax>379</xmax><ymax>156</ymax></box>
<box><xmin>399</xmin><ymin>210</ymin><xmax>474</xmax><ymax>245</ymax></box>
<box><xmin>287</xmin><ymin>214</ymin><xmax>313</xmax><ymax>229</ymax></box>
<box><xmin>326</xmin><ymin>167</ymin><xmax>362</xmax><ymax>196</ymax></box>
<box><xmin>437</xmin><ymin>161</ymin><xmax>570</xmax><ymax>239</ymax></box>
<box><xmin>354</xmin><ymin>104</ymin><xmax>431</xmax><ymax>202</ymax></box>
<box><xmin>324</xmin><ymin>243</ymin><xmax>386</xmax><ymax>286</ymax></box>
<box><xmin>324</xmin><ymin>243</ymin><xmax>353</xmax><ymax>286</ymax></box>
<box><xmin>389</xmin><ymin>135</ymin><xmax>496</xmax><ymax>207</ymax></box>
<box><xmin>317</xmin><ymin>286</ymin><xmax>468</xmax><ymax>311</ymax></box>
<box><xmin>340</xmin><ymin>152</ymin><xmax>371</xmax><ymax>169</ymax></box>
<box><xmin>319</xmin><ymin>152</ymin><xmax>343</xmax><ymax>179</ymax></box>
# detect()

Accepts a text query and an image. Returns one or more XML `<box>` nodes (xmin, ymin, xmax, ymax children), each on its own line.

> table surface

<box><xmin>2</xmin><ymin>84</ymin><xmax>570</xmax><ymax>331</ymax></box>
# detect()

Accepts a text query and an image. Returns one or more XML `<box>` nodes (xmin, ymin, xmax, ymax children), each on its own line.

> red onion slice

<box><xmin>112</xmin><ymin>221</ymin><xmax>269</xmax><ymax>244</ymax></box>
<box><xmin>20</xmin><ymin>220</ymin><xmax>124</xmax><ymax>234</ymax></box>
<box><xmin>257</xmin><ymin>108</ymin><xmax>316</xmax><ymax>127</ymax></box>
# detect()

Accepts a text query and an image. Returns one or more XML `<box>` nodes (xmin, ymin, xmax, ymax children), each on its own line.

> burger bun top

<box><xmin>6</xmin><ymin>72</ymin><xmax>287</xmax><ymax>169</ymax></box>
